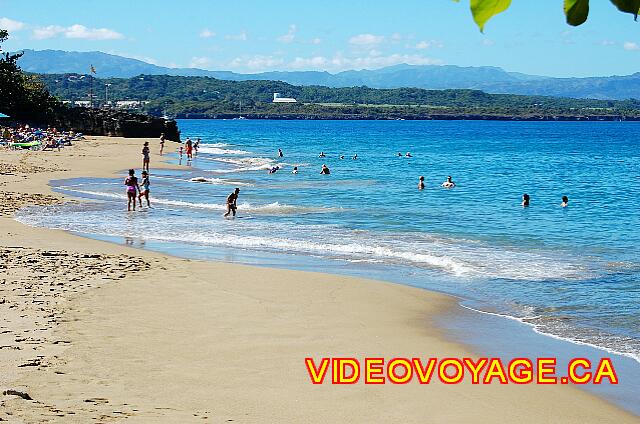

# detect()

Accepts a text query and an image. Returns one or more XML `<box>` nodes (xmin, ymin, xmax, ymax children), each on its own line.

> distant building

<box><xmin>115</xmin><ymin>100</ymin><xmax>148</xmax><ymax>109</ymax></box>
<box><xmin>272</xmin><ymin>92</ymin><xmax>297</xmax><ymax>103</ymax></box>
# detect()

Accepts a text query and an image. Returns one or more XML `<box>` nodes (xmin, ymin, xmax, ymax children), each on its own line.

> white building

<box><xmin>272</xmin><ymin>93</ymin><xmax>297</xmax><ymax>103</ymax></box>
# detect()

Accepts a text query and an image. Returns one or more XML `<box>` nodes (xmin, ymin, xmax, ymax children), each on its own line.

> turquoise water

<box><xmin>16</xmin><ymin>119</ymin><xmax>640</xmax><ymax>365</ymax></box>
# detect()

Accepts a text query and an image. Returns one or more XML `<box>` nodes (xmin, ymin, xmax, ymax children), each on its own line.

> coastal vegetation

<box><xmin>0</xmin><ymin>29</ymin><xmax>60</xmax><ymax>121</ymax></box>
<box><xmin>0</xmin><ymin>29</ymin><xmax>179</xmax><ymax>139</ymax></box>
<box><xmin>38</xmin><ymin>73</ymin><xmax>640</xmax><ymax>120</ymax></box>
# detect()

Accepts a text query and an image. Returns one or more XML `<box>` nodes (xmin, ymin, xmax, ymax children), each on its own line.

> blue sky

<box><xmin>2</xmin><ymin>0</ymin><xmax>640</xmax><ymax>77</ymax></box>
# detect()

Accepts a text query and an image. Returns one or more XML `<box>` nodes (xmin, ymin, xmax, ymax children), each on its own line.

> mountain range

<box><xmin>15</xmin><ymin>49</ymin><xmax>640</xmax><ymax>100</ymax></box>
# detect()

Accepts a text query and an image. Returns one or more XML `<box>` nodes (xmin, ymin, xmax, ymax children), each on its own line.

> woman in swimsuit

<box><xmin>159</xmin><ymin>133</ymin><xmax>165</xmax><ymax>155</ymax></box>
<box><xmin>138</xmin><ymin>170</ymin><xmax>151</xmax><ymax>208</ymax></box>
<box><xmin>124</xmin><ymin>169</ymin><xmax>141</xmax><ymax>211</ymax></box>
<box><xmin>142</xmin><ymin>142</ymin><xmax>150</xmax><ymax>172</ymax></box>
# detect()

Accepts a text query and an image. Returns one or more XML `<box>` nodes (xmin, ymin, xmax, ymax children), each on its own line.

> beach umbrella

<box><xmin>0</xmin><ymin>112</ymin><xmax>10</xmax><ymax>118</ymax></box>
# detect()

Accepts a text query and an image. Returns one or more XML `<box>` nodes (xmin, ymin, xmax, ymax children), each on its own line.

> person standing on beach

<box><xmin>224</xmin><ymin>188</ymin><xmax>241</xmax><ymax>218</ymax></box>
<box><xmin>124</xmin><ymin>169</ymin><xmax>141</xmax><ymax>211</ymax></box>
<box><xmin>159</xmin><ymin>133</ymin><xmax>165</xmax><ymax>155</ymax></box>
<box><xmin>142</xmin><ymin>142</ymin><xmax>150</xmax><ymax>172</ymax></box>
<box><xmin>185</xmin><ymin>138</ymin><xmax>193</xmax><ymax>160</ymax></box>
<box><xmin>138</xmin><ymin>170</ymin><xmax>151</xmax><ymax>208</ymax></box>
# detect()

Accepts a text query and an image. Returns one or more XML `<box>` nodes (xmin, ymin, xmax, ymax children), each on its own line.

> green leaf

<box><xmin>610</xmin><ymin>0</ymin><xmax>640</xmax><ymax>20</ymax></box>
<box><xmin>564</xmin><ymin>0</ymin><xmax>590</xmax><ymax>26</ymax></box>
<box><xmin>470</xmin><ymin>0</ymin><xmax>512</xmax><ymax>32</ymax></box>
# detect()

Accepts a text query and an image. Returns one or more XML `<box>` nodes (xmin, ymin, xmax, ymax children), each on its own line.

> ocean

<box><xmin>16</xmin><ymin>119</ymin><xmax>640</xmax><ymax>368</ymax></box>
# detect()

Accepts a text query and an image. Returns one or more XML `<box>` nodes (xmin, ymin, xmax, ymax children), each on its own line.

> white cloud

<box><xmin>200</xmin><ymin>29</ymin><xmax>216</xmax><ymax>38</ymax></box>
<box><xmin>349</xmin><ymin>33</ymin><xmax>385</xmax><ymax>46</ymax></box>
<box><xmin>32</xmin><ymin>24</ymin><xmax>123</xmax><ymax>40</ymax></box>
<box><xmin>289</xmin><ymin>56</ymin><xmax>329</xmax><ymax>69</ymax></box>
<box><xmin>32</xmin><ymin>25</ymin><xmax>64</xmax><ymax>40</ymax></box>
<box><xmin>310</xmin><ymin>37</ymin><xmax>322</xmax><ymax>45</ymax></box>
<box><xmin>481</xmin><ymin>39</ymin><xmax>495</xmax><ymax>46</ymax></box>
<box><xmin>277</xmin><ymin>24</ymin><xmax>297</xmax><ymax>43</ymax></box>
<box><xmin>190</xmin><ymin>56</ymin><xmax>212</xmax><ymax>68</ymax></box>
<box><xmin>65</xmin><ymin>24</ymin><xmax>123</xmax><ymax>40</ymax></box>
<box><xmin>623</xmin><ymin>41</ymin><xmax>639</xmax><ymax>51</ymax></box>
<box><xmin>285</xmin><ymin>53</ymin><xmax>442</xmax><ymax>72</ymax></box>
<box><xmin>415</xmin><ymin>40</ymin><xmax>444</xmax><ymax>50</ymax></box>
<box><xmin>228</xmin><ymin>55</ymin><xmax>284</xmax><ymax>70</ymax></box>
<box><xmin>225</xmin><ymin>31</ymin><xmax>248</xmax><ymax>41</ymax></box>
<box><xmin>0</xmin><ymin>17</ymin><xmax>25</xmax><ymax>32</ymax></box>
<box><xmin>391</xmin><ymin>33</ymin><xmax>403</xmax><ymax>42</ymax></box>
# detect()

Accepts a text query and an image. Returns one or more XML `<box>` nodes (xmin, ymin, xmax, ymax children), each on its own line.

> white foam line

<box><xmin>459</xmin><ymin>303</ymin><xmax>640</xmax><ymax>365</ymax></box>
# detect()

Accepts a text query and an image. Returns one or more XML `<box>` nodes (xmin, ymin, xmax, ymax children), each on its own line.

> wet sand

<box><xmin>0</xmin><ymin>136</ymin><xmax>636</xmax><ymax>422</ymax></box>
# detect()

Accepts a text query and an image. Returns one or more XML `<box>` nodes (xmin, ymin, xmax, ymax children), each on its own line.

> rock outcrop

<box><xmin>48</xmin><ymin>107</ymin><xmax>180</xmax><ymax>141</ymax></box>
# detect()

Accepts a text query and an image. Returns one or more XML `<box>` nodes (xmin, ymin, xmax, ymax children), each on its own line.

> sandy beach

<box><xmin>0</xmin><ymin>136</ymin><xmax>637</xmax><ymax>423</ymax></box>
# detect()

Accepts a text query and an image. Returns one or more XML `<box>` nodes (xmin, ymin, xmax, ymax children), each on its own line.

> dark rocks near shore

<box><xmin>48</xmin><ymin>108</ymin><xmax>180</xmax><ymax>141</ymax></box>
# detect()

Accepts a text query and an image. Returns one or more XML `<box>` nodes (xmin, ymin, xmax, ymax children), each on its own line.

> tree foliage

<box><xmin>457</xmin><ymin>0</ymin><xmax>640</xmax><ymax>30</ymax></box>
<box><xmin>0</xmin><ymin>29</ymin><xmax>59</xmax><ymax>120</ymax></box>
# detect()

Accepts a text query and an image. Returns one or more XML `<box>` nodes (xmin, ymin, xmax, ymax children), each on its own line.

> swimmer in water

<box><xmin>406</xmin><ymin>152</ymin><xmax>412</xmax><ymax>157</ymax></box>
<box><xmin>320</xmin><ymin>164</ymin><xmax>330</xmax><ymax>175</ymax></box>
<box><xmin>352</xmin><ymin>153</ymin><xmax>358</xmax><ymax>160</ymax></box>
<box><xmin>522</xmin><ymin>193</ymin><xmax>530</xmax><ymax>207</ymax></box>
<box><xmin>418</xmin><ymin>176</ymin><xmax>425</xmax><ymax>190</ymax></box>
<box><xmin>398</xmin><ymin>152</ymin><xmax>403</xmax><ymax>157</ymax></box>
<box><xmin>561</xmin><ymin>195</ymin><xmax>569</xmax><ymax>207</ymax></box>
<box><xmin>268</xmin><ymin>166</ymin><xmax>280</xmax><ymax>174</ymax></box>
<box><xmin>340</xmin><ymin>155</ymin><xmax>344</xmax><ymax>160</ymax></box>
<box><xmin>292</xmin><ymin>166</ymin><xmax>298</xmax><ymax>174</ymax></box>
<box><xmin>319</xmin><ymin>151</ymin><xmax>326</xmax><ymax>158</ymax></box>
<box><xmin>278</xmin><ymin>148</ymin><xmax>284</xmax><ymax>158</ymax></box>
<box><xmin>441</xmin><ymin>176</ymin><xmax>456</xmax><ymax>188</ymax></box>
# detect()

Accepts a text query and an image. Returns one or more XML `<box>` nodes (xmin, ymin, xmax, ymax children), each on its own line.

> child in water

<box><xmin>138</xmin><ymin>170</ymin><xmax>151</xmax><ymax>208</ymax></box>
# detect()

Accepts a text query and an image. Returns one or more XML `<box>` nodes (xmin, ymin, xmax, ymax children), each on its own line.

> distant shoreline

<box><xmin>173</xmin><ymin>114</ymin><xmax>638</xmax><ymax>121</ymax></box>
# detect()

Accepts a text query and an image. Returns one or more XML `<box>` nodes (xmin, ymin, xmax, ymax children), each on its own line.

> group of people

<box><xmin>1</xmin><ymin>124</ymin><xmax>83</xmax><ymax>150</ymax></box>
<box><xmin>123</xmin><ymin>141</ymin><xmax>154</xmax><ymax>211</ymax></box>
<box><xmin>129</xmin><ymin>139</ymin><xmax>572</xmax><ymax>216</ymax></box>
<box><xmin>177</xmin><ymin>137</ymin><xmax>200</xmax><ymax>161</ymax></box>
<box><xmin>124</xmin><ymin>168</ymin><xmax>151</xmax><ymax>211</ymax></box>
<box><xmin>521</xmin><ymin>193</ymin><xmax>570</xmax><ymax>208</ymax></box>
<box><xmin>418</xmin><ymin>175</ymin><xmax>569</xmax><ymax>207</ymax></box>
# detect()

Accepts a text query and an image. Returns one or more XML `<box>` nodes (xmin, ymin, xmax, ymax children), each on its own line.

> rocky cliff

<box><xmin>48</xmin><ymin>107</ymin><xmax>180</xmax><ymax>141</ymax></box>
